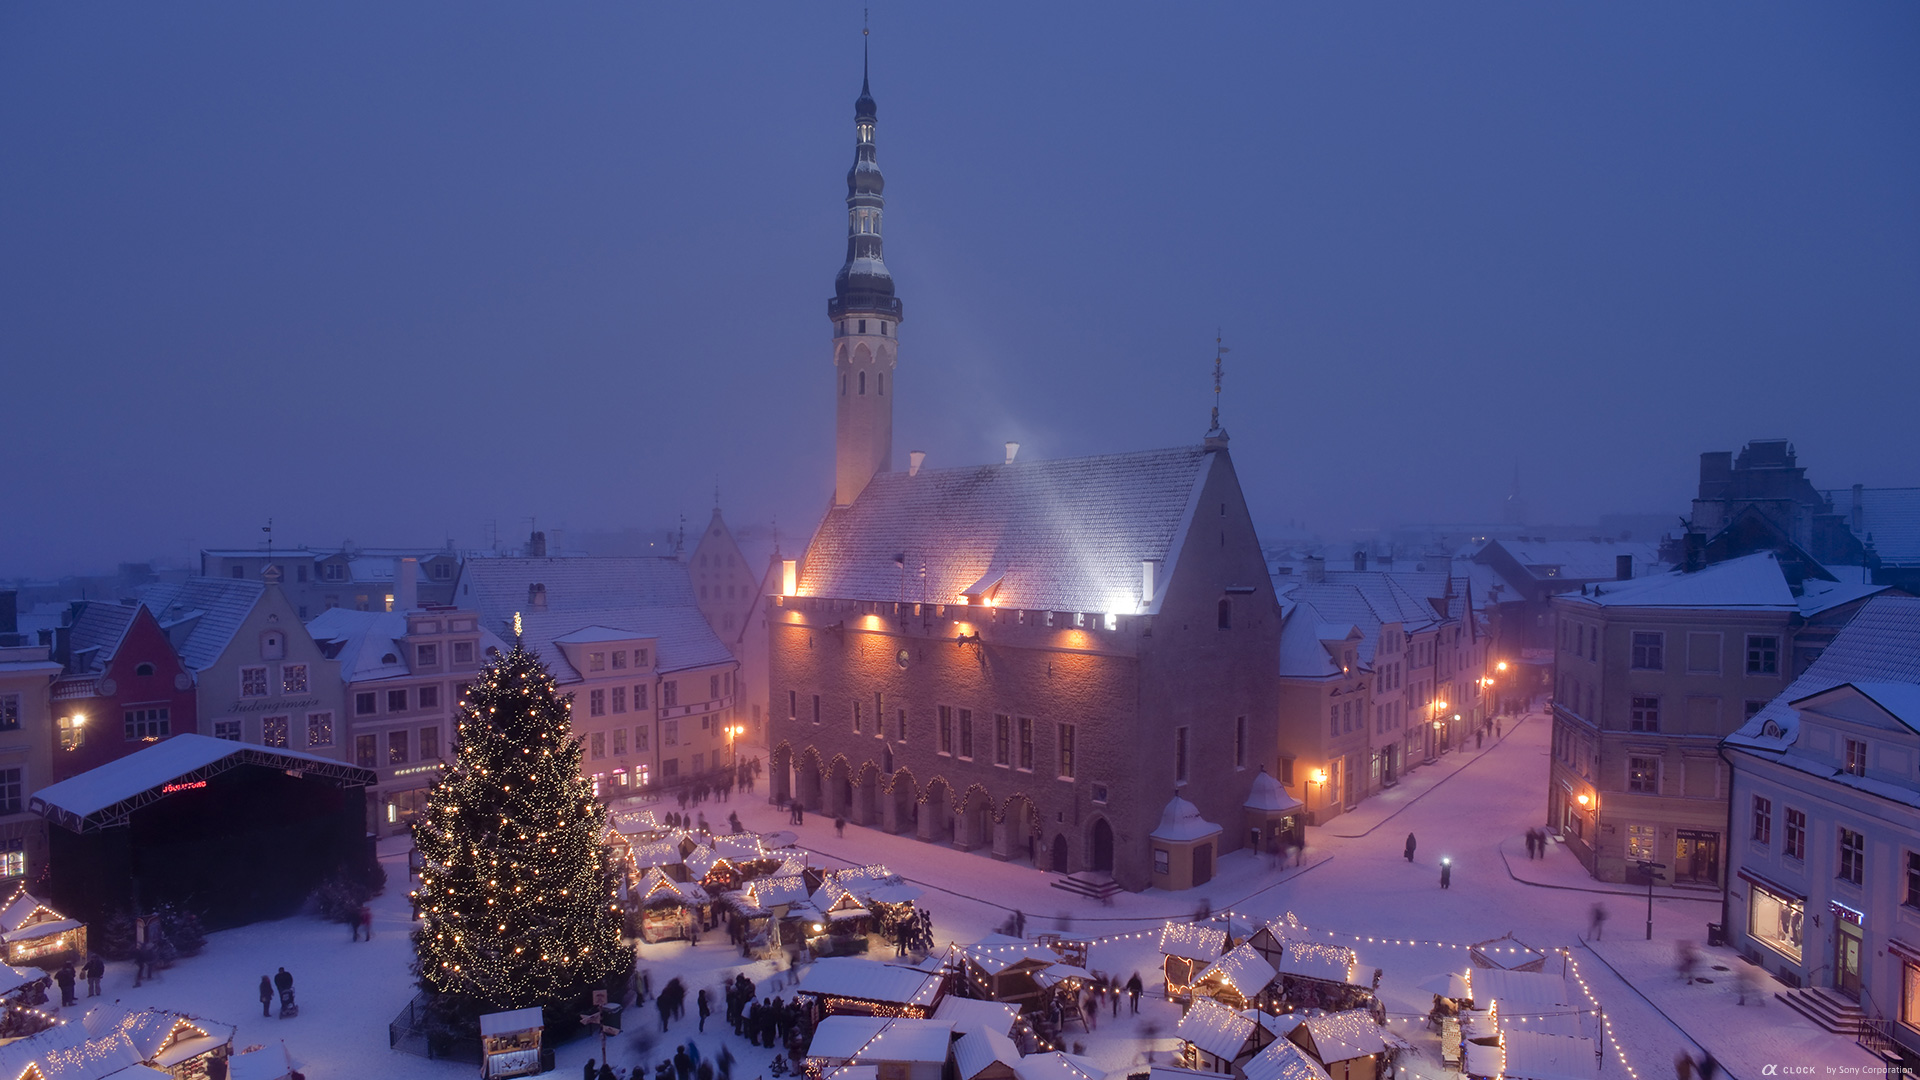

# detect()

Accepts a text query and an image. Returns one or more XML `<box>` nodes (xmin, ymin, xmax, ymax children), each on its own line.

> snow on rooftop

<box><xmin>800</xmin><ymin>446</ymin><xmax>1219</xmax><ymax>613</ymax></box>
<box><xmin>1158</xmin><ymin>922</ymin><xmax>1226</xmax><ymax>960</ymax></box>
<box><xmin>797</xmin><ymin>957</ymin><xmax>946</xmax><ymax>1006</ymax></box>
<box><xmin>1240</xmin><ymin>1038</ymin><xmax>1331</xmax><ymax>1080</ymax></box>
<box><xmin>1557</xmin><ymin>552</ymin><xmax>1795</xmax><ymax>611</ymax></box>
<box><xmin>1194</xmin><ymin>944</ymin><xmax>1275</xmax><ymax>996</ymax></box>
<box><xmin>1243</xmin><ymin>770</ymin><xmax>1302</xmax><ymax>813</ymax></box>
<box><xmin>30</xmin><ymin>734</ymin><xmax>371</xmax><ymax>822</ymax></box>
<box><xmin>1149</xmin><ymin>797</ymin><xmax>1221</xmax><ymax>843</ymax></box>
<box><xmin>1729</xmin><ymin>596</ymin><xmax>1920</xmax><ymax>755</ymax></box>
<box><xmin>1175</xmin><ymin>998</ymin><xmax>1256</xmax><ymax>1061</ymax></box>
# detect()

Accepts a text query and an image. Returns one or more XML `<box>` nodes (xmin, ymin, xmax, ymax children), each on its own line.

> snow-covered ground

<box><xmin>71</xmin><ymin>708</ymin><xmax>1873</xmax><ymax>1078</ymax></box>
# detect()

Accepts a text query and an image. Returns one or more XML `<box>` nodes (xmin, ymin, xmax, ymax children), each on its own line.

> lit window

<box><xmin>306</xmin><ymin>712</ymin><xmax>334</xmax><ymax>748</ymax></box>
<box><xmin>282</xmin><ymin>664</ymin><xmax>308</xmax><ymax>694</ymax></box>
<box><xmin>1752</xmin><ymin>795</ymin><xmax>1772</xmax><ymax>846</ymax></box>
<box><xmin>240</xmin><ymin>667</ymin><xmax>269</xmax><ymax>698</ymax></box>
<box><xmin>262</xmin><ymin>715</ymin><xmax>289</xmax><ymax>749</ymax></box>
<box><xmin>124</xmin><ymin>708</ymin><xmax>171</xmax><ymax>741</ymax></box>
<box><xmin>1628</xmin><ymin>756</ymin><xmax>1659</xmax><ymax>794</ymax></box>
<box><xmin>1845</xmin><ymin>739</ymin><xmax>1867</xmax><ymax>777</ymax></box>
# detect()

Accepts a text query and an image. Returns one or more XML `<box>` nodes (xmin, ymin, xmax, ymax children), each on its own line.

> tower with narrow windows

<box><xmin>830</xmin><ymin>51</ymin><xmax>901</xmax><ymax>508</ymax></box>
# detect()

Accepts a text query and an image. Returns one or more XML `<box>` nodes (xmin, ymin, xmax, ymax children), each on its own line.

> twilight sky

<box><xmin>3</xmin><ymin>4</ymin><xmax>1916</xmax><ymax>577</ymax></box>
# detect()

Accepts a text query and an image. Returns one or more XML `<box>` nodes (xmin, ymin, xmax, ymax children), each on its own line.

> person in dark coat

<box><xmin>55</xmin><ymin>961</ymin><xmax>76</xmax><ymax>1006</ymax></box>
<box><xmin>1404</xmin><ymin>834</ymin><xmax>1417</xmax><ymax>862</ymax></box>
<box><xmin>274</xmin><ymin>967</ymin><xmax>295</xmax><ymax>1015</ymax></box>
<box><xmin>1439</xmin><ymin>859</ymin><xmax>1452</xmax><ymax>889</ymax></box>
<box><xmin>673</xmin><ymin>1045</ymin><xmax>693</xmax><ymax>1080</ymax></box>
<box><xmin>1126</xmin><ymin>972</ymin><xmax>1143</xmax><ymax>1014</ymax></box>
<box><xmin>586</xmin><ymin>1059</ymin><xmax>600</xmax><ymax>1080</ymax></box>
<box><xmin>600</xmin><ymin>1063</ymin><xmax>619</xmax><ymax>1080</ymax></box>
<box><xmin>697</xmin><ymin>988</ymin><xmax>711</xmax><ymax>1031</ymax></box>
<box><xmin>260</xmin><ymin>976</ymin><xmax>274</xmax><ymax>1017</ymax></box>
<box><xmin>657</xmin><ymin>992</ymin><xmax>674</xmax><ymax>1033</ymax></box>
<box><xmin>83</xmin><ymin>954</ymin><xmax>104</xmax><ymax>996</ymax></box>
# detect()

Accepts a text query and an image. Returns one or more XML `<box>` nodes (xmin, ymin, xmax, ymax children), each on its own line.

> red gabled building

<box><xmin>50</xmin><ymin>602</ymin><xmax>197</xmax><ymax>781</ymax></box>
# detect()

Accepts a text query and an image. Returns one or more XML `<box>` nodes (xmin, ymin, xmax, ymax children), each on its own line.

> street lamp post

<box><xmin>1635</xmin><ymin>859</ymin><xmax>1668</xmax><ymax>940</ymax></box>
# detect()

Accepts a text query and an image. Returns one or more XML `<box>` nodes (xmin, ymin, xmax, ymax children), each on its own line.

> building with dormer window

<box><xmin>1724</xmin><ymin>596</ymin><xmax>1920</xmax><ymax>1063</ymax></box>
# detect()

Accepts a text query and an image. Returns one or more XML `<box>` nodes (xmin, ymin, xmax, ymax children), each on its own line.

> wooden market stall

<box><xmin>1189</xmin><ymin>944</ymin><xmax>1277</xmax><ymax>1011</ymax></box>
<box><xmin>1281</xmin><ymin>1010</ymin><xmax>1397</xmax><ymax>1080</ymax></box>
<box><xmin>794</xmin><ymin>956</ymin><xmax>948</xmax><ymax>1020</ymax></box>
<box><xmin>1175</xmin><ymin>998</ymin><xmax>1282</xmax><ymax>1074</ymax></box>
<box><xmin>0</xmin><ymin>886</ymin><xmax>86</xmax><ymax>970</ymax></box>
<box><xmin>479</xmin><ymin>1006</ymin><xmax>546</xmax><ymax>1079</ymax></box>
<box><xmin>1159</xmin><ymin>922</ymin><xmax>1228</xmax><ymax>1003</ymax></box>
<box><xmin>636</xmin><ymin>867</ymin><xmax>712</xmax><ymax>943</ymax></box>
<box><xmin>963</xmin><ymin>935</ymin><xmax>1062</xmax><ymax>1010</ymax></box>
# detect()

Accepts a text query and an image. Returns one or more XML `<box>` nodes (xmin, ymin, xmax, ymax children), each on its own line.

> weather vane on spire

<box><xmin>1209</xmin><ymin>330</ymin><xmax>1230</xmax><ymax>438</ymax></box>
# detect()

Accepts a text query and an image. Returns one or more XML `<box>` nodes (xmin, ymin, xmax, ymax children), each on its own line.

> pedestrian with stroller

<box><xmin>273</xmin><ymin>967</ymin><xmax>295</xmax><ymax>1016</ymax></box>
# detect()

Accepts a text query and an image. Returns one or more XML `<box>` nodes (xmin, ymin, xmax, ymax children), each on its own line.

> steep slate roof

<box><xmin>801</xmin><ymin>447</ymin><xmax>1217</xmax><ymax>613</ymax></box>
<box><xmin>138</xmin><ymin>578</ymin><xmax>267</xmax><ymax>671</ymax></box>
<box><xmin>1479</xmin><ymin>539</ymin><xmax>1665</xmax><ymax>583</ymax></box>
<box><xmin>1556</xmin><ymin>552</ymin><xmax>1796</xmax><ymax>611</ymax></box>
<box><xmin>454</xmin><ymin>558</ymin><xmax>732</xmax><ymax>680</ymax></box>
<box><xmin>1819</xmin><ymin>487</ymin><xmax>1920</xmax><ymax>566</ymax></box>
<box><xmin>64</xmin><ymin>601</ymin><xmax>139</xmax><ymax>673</ymax></box>
<box><xmin>1728</xmin><ymin>596</ymin><xmax>1920</xmax><ymax>754</ymax></box>
<box><xmin>307</xmin><ymin>608</ymin><xmax>509</xmax><ymax>685</ymax></box>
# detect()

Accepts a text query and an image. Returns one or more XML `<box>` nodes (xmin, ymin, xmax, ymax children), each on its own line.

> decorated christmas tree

<box><xmin>412</xmin><ymin>640</ymin><xmax>625</xmax><ymax>1012</ymax></box>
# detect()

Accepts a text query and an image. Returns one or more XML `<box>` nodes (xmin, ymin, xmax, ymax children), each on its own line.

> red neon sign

<box><xmin>161</xmin><ymin>781</ymin><xmax>207</xmax><ymax>794</ymax></box>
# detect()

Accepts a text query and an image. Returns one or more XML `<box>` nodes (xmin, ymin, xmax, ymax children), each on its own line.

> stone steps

<box><xmin>1776</xmin><ymin>986</ymin><xmax>1867</xmax><ymax>1036</ymax></box>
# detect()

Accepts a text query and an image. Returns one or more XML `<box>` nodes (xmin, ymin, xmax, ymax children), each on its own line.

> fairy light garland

<box><xmin>412</xmin><ymin>642</ymin><xmax>625</xmax><ymax>1010</ymax></box>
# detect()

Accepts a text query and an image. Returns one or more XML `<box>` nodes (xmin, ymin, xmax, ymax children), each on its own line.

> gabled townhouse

<box><xmin>139</xmin><ymin>572</ymin><xmax>345</xmax><ymax>757</ymax></box>
<box><xmin>47</xmin><ymin>601</ymin><xmax>197</xmax><ymax>781</ymax></box>
<box><xmin>1548</xmin><ymin>551</ymin><xmax>1882</xmax><ymax>886</ymax></box>
<box><xmin>452</xmin><ymin>557</ymin><xmax>741</xmax><ymax>799</ymax></box>
<box><xmin>308</xmin><ymin>574</ymin><xmax>507</xmax><ymax>835</ymax></box>
<box><xmin>1723</xmin><ymin>596</ymin><xmax>1920</xmax><ymax>1061</ymax></box>
<box><xmin>688</xmin><ymin>508</ymin><xmax>782</xmax><ymax>747</ymax></box>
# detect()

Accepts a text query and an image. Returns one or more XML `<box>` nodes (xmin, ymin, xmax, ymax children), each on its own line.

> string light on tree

<box><xmin>411</xmin><ymin>641</ymin><xmax>625</xmax><ymax>1011</ymax></box>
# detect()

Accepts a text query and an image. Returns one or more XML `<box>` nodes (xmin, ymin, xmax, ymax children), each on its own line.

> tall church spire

<box><xmin>831</xmin><ymin>32</ymin><xmax>901</xmax><ymax>507</ymax></box>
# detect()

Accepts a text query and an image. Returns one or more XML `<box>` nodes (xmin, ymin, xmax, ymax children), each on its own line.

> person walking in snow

<box><xmin>1404</xmin><ymin>834</ymin><xmax>1417</xmax><ymax>862</ymax></box>
<box><xmin>1439</xmin><ymin>859</ymin><xmax>1452</xmax><ymax>889</ymax></box>
<box><xmin>83</xmin><ymin>954</ymin><xmax>103</xmax><ymax>996</ymax></box>
<box><xmin>698</xmin><ymin>988</ymin><xmax>711</xmax><ymax>1032</ymax></box>
<box><xmin>1588</xmin><ymin>903</ymin><xmax>1608</xmax><ymax>940</ymax></box>
<box><xmin>600</xmin><ymin>1064</ymin><xmax>618</xmax><ymax>1080</ymax></box>
<box><xmin>55</xmin><ymin>960</ymin><xmax>76</xmax><ymax>1006</ymax></box>
<box><xmin>586</xmin><ymin>1059</ymin><xmax>600</xmax><ymax>1080</ymax></box>
<box><xmin>273</xmin><ymin>967</ymin><xmax>295</xmax><ymax>1016</ymax></box>
<box><xmin>1127</xmin><ymin>972</ymin><xmax>1143</xmax><ymax>1014</ymax></box>
<box><xmin>259</xmin><ymin>975</ymin><xmax>273</xmax><ymax>1017</ymax></box>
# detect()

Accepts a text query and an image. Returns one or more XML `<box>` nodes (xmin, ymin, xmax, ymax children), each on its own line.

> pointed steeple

<box><xmin>831</xmin><ymin>28</ymin><xmax>902</xmax><ymax>507</ymax></box>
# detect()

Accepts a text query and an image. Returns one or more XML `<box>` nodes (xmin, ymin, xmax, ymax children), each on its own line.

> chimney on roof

<box><xmin>1004</xmin><ymin>442</ymin><xmax>1020</xmax><ymax>466</ymax></box>
<box><xmin>396</xmin><ymin>557</ymin><xmax>419</xmax><ymax>613</ymax></box>
<box><xmin>1354</xmin><ymin>551</ymin><xmax>1368</xmax><ymax>572</ymax></box>
<box><xmin>1683</xmin><ymin>531</ymin><xmax>1706</xmax><ymax>573</ymax></box>
<box><xmin>1852</xmin><ymin>483</ymin><xmax>1865</xmax><ymax>533</ymax></box>
<box><xmin>909</xmin><ymin>450</ymin><xmax>926</xmax><ymax>477</ymax></box>
<box><xmin>1305</xmin><ymin>556</ymin><xmax>1325</xmax><ymax>584</ymax></box>
<box><xmin>1616</xmin><ymin>554</ymin><xmax>1633</xmax><ymax>581</ymax></box>
<box><xmin>1142</xmin><ymin>561</ymin><xmax>1157</xmax><ymax>608</ymax></box>
<box><xmin>528</xmin><ymin>531</ymin><xmax>547</xmax><ymax>558</ymax></box>
<box><xmin>0</xmin><ymin>590</ymin><xmax>14</xmax><ymax>636</ymax></box>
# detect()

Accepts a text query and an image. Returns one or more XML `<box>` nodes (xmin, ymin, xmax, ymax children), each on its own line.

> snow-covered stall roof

<box><xmin>1013</xmin><ymin>1052</ymin><xmax>1107</xmax><ymax>1080</ymax></box>
<box><xmin>808</xmin><ymin>1016</ymin><xmax>954</xmax><ymax>1064</ymax></box>
<box><xmin>798</xmin><ymin>957</ymin><xmax>947</xmax><ymax>1008</ymax></box>
<box><xmin>227</xmin><ymin>1043</ymin><xmax>297</xmax><ymax>1080</ymax></box>
<box><xmin>932</xmin><ymin>997</ymin><xmax>1021</xmax><ymax>1036</ymax></box>
<box><xmin>1175</xmin><ymin>999</ymin><xmax>1256</xmax><ymax>1061</ymax></box>
<box><xmin>1273</xmin><ymin>940</ymin><xmax>1364</xmax><ymax>985</ymax></box>
<box><xmin>638</xmin><ymin>867</ymin><xmax>710</xmax><ymax>908</ymax></box>
<box><xmin>29</xmin><ymin>735</ymin><xmax>377</xmax><ymax>833</ymax></box>
<box><xmin>1194</xmin><ymin>944</ymin><xmax>1276</xmax><ymax>997</ymax></box>
<box><xmin>1241</xmin><ymin>1038</ymin><xmax>1331</xmax><ymax>1080</ymax></box>
<box><xmin>0</xmin><ymin>885</ymin><xmax>67</xmax><ymax>934</ymax></box>
<box><xmin>1158</xmin><ymin>922</ymin><xmax>1226</xmax><ymax>961</ymax></box>
<box><xmin>627</xmin><ymin>839</ymin><xmax>685</xmax><ymax>871</ymax></box>
<box><xmin>480</xmin><ymin>1007</ymin><xmax>546</xmax><ymax>1037</ymax></box>
<box><xmin>711</xmin><ymin>833</ymin><xmax>771</xmax><ymax>862</ymax></box>
<box><xmin>965</xmin><ymin>935</ymin><xmax>1060</xmax><ymax>976</ymax></box>
<box><xmin>742</xmin><ymin>874</ymin><xmax>812</xmax><ymax>911</ymax></box>
<box><xmin>953</xmin><ymin>1027</ymin><xmax>1022</xmax><ymax>1080</ymax></box>
<box><xmin>1288</xmin><ymin>1010</ymin><xmax>1388</xmax><ymax>1063</ymax></box>
<box><xmin>0</xmin><ymin>1006</ymin><xmax>233</xmax><ymax>1080</ymax></box>
<box><xmin>1466</xmin><ymin>969</ymin><xmax>1571</xmax><ymax>1012</ymax></box>
<box><xmin>608</xmin><ymin>808</ymin><xmax>664</xmax><ymax>837</ymax></box>
<box><xmin>1466</xmin><ymin>1031</ymin><xmax>1596</xmax><ymax>1080</ymax></box>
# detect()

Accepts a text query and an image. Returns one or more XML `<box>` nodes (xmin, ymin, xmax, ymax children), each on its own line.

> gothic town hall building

<box><xmin>767</xmin><ymin>59</ymin><xmax>1284</xmax><ymax>892</ymax></box>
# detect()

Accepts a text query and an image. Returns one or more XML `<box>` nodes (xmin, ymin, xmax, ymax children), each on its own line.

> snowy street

<box><xmin>61</xmin><ymin>708</ymin><xmax>1875</xmax><ymax>1079</ymax></box>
